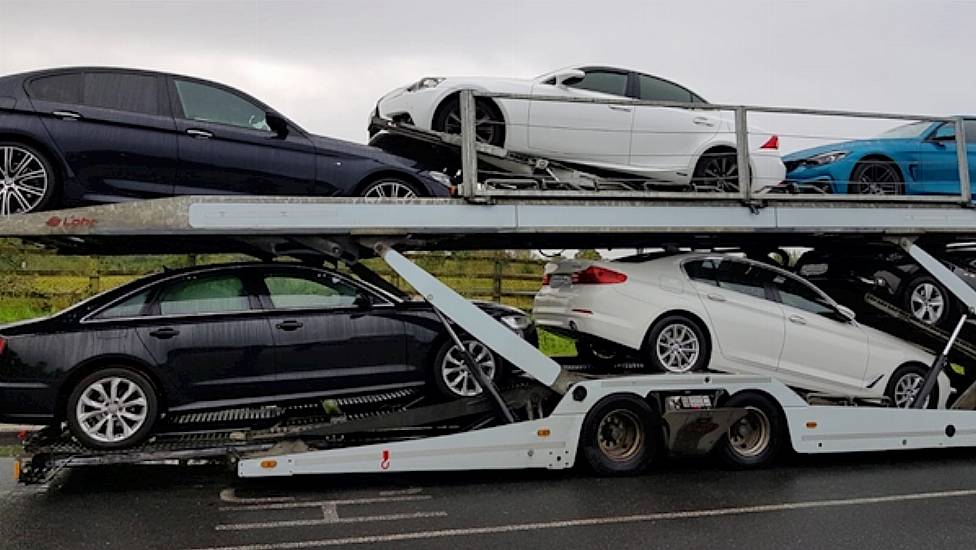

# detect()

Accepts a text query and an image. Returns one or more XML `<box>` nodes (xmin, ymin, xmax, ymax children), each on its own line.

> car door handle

<box><xmin>275</xmin><ymin>320</ymin><xmax>304</xmax><ymax>331</ymax></box>
<box><xmin>148</xmin><ymin>327</ymin><xmax>180</xmax><ymax>339</ymax></box>
<box><xmin>186</xmin><ymin>128</ymin><xmax>213</xmax><ymax>139</ymax></box>
<box><xmin>788</xmin><ymin>314</ymin><xmax>807</xmax><ymax>325</ymax></box>
<box><xmin>52</xmin><ymin>110</ymin><xmax>81</xmax><ymax>120</ymax></box>
<box><xmin>692</xmin><ymin>116</ymin><xmax>715</xmax><ymax>127</ymax></box>
<box><xmin>608</xmin><ymin>105</ymin><xmax>632</xmax><ymax>112</ymax></box>
<box><xmin>706</xmin><ymin>293</ymin><xmax>726</xmax><ymax>302</ymax></box>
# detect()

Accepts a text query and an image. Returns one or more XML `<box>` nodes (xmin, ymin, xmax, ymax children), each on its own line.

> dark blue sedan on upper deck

<box><xmin>0</xmin><ymin>67</ymin><xmax>452</xmax><ymax>215</ymax></box>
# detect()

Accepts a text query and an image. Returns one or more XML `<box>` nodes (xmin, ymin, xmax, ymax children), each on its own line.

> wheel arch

<box><xmin>353</xmin><ymin>169</ymin><xmax>431</xmax><ymax>197</ymax></box>
<box><xmin>848</xmin><ymin>153</ymin><xmax>906</xmax><ymax>183</ymax></box>
<box><xmin>0</xmin><ymin>131</ymin><xmax>68</xmax><ymax>180</ymax></box>
<box><xmin>641</xmin><ymin>308</ymin><xmax>713</xmax><ymax>357</ymax></box>
<box><xmin>431</xmin><ymin>89</ymin><xmax>508</xmax><ymax>129</ymax></box>
<box><xmin>56</xmin><ymin>355</ymin><xmax>167</xmax><ymax>420</ymax></box>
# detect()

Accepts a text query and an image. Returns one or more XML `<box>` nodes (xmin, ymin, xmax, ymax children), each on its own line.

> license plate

<box><xmin>550</xmin><ymin>274</ymin><xmax>572</xmax><ymax>288</ymax></box>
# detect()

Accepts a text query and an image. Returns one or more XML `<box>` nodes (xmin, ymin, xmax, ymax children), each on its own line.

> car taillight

<box><xmin>575</xmin><ymin>266</ymin><xmax>627</xmax><ymax>284</ymax></box>
<box><xmin>760</xmin><ymin>135</ymin><xmax>779</xmax><ymax>150</ymax></box>
<box><xmin>542</xmin><ymin>274</ymin><xmax>551</xmax><ymax>285</ymax></box>
<box><xmin>0</xmin><ymin>337</ymin><xmax>6</xmax><ymax>355</ymax></box>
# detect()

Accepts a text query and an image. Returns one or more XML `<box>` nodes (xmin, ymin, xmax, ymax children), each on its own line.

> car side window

<box><xmin>683</xmin><ymin>259</ymin><xmax>719</xmax><ymax>286</ymax></box>
<box><xmin>966</xmin><ymin>120</ymin><xmax>976</xmax><ymax>143</ymax></box>
<box><xmin>773</xmin><ymin>274</ymin><xmax>838</xmax><ymax>318</ymax></box>
<box><xmin>263</xmin><ymin>274</ymin><xmax>363</xmax><ymax>310</ymax></box>
<box><xmin>637</xmin><ymin>74</ymin><xmax>695</xmax><ymax>103</ymax></box>
<box><xmin>27</xmin><ymin>73</ymin><xmax>84</xmax><ymax>104</ymax></box>
<box><xmin>933</xmin><ymin>123</ymin><xmax>956</xmax><ymax>141</ymax></box>
<box><xmin>715</xmin><ymin>260</ymin><xmax>775</xmax><ymax>300</ymax></box>
<box><xmin>83</xmin><ymin>72</ymin><xmax>159</xmax><ymax>115</ymax></box>
<box><xmin>566</xmin><ymin>70</ymin><xmax>628</xmax><ymax>97</ymax></box>
<box><xmin>93</xmin><ymin>289</ymin><xmax>152</xmax><ymax>320</ymax></box>
<box><xmin>157</xmin><ymin>275</ymin><xmax>250</xmax><ymax>316</ymax></box>
<box><xmin>173</xmin><ymin>79</ymin><xmax>271</xmax><ymax>131</ymax></box>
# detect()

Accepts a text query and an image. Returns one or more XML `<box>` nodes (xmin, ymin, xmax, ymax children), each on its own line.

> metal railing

<box><xmin>454</xmin><ymin>89</ymin><xmax>972</xmax><ymax>205</ymax></box>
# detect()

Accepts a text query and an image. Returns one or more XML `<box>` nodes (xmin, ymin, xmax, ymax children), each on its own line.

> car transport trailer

<box><xmin>6</xmin><ymin>193</ymin><xmax>976</xmax><ymax>484</ymax></box>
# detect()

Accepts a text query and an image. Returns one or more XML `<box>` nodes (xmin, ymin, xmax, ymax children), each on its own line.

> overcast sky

<box><xmin>2</xmin><ymin>0</ymin><xmax>974</xmax><ymax>151</ymax></box>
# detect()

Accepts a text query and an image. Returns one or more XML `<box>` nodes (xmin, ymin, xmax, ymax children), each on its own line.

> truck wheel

<box><xmin>66</xmin><ymin>367</ymin><xmax>159</xmax><ymax>450</ymax></box>
<box><xmin>717</xmin><ymin>392</ymin><xmax>786</xmax><ymax>469</ymax></box>
<box><xmin>579</xmin><ymin>394</ymin><xmax>660</xmax><ymax>476</ymax></box>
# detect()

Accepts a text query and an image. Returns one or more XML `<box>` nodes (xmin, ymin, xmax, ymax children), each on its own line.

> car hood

<box><xmin>783</xmin><ymin>139</ymin><xmax>911</xmax><ymax>162</ymax></box>
<box><xmin>308</xmin><ymin>134</ymin><xmax>424</xmax><ymax>171</ymax></box>
<box><xmin>471</xmin><ymin>300</ymin><xmax>529</xmax><ymax>318</ymax></box>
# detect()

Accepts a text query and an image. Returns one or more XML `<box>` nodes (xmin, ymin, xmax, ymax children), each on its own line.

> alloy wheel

<box><xmin>909</xmin><ymin>282</ymin><xmax>945</xmax><ymax>325</ymax></box>
<box><xmin>363</xmin><ymin>180</ymin><xmax>418</xmax><ymax>199</ymax></box>
<box><xmin>597</xmin><ymin>409</ymin><xmax>645</xmax><ymax>463</ymax></box>
<box><xmin>855</xmin><ymin>163</ymin><xmax>901</xmax><ymax>194</ymax></box>
<box><xmin>74</xmin><ymin>376</ymin><xmax>150</xmax><ymax>444</ymax></box>
<box><xmin>655</xmin><ymin>323</ymin><xmax>701</xmax><ymax>372</ymax></box>
<box><xmin>443</xmin><ymin>103</ymin><xmax>501</xmax><ymax>145</ymax></box>
<box><xmin>440</xmin><ymin>341</ymin><xmax>497</xmax><ymax>397</ymax></box>
<box><xmin>699</xmin><ymin>154</ymin><xmax>739</xmax><ymax>192</ymax></box>
<box><xmin>0</xmin><ymin>145</ymin><xmax>49</xmax><ymax>215</ymax></box>
<box><xmin>892</xmin><ymin>372</ymin><xmax>927</xmax><ymax>408</ymax></box>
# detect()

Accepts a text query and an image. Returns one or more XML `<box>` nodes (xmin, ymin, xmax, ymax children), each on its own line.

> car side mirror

<box><xmin>266</xmin><ymin>112</ymin><xmax>289</xmax><ymax>137</ymax></box>
<box><xmin>554</xmin><ymin>69</ymin><xmax>586</xmax><ymax>87</ymax></box>
<box><xmin>836</xmin><ymin>305</ymin><xmax>856</xmax><ymax>322</ymax></box>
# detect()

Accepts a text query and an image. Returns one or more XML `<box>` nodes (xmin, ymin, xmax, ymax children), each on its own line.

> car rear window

<box><xmin>83</xmin><ymin>72</ymin><xmax>159</xmax><ymax>115</ymax></box>
<box><xmin>158</xmin><ymin>275</ymin><xmax>250</xmax><ymax>315</ymax></box>
<box><xmin>28</xmin><ymin>73</ymin><xmax>84</xmax><ymax>104</ymax></box>
<box><xmin>93</xmin><ymin>289</ymin><xmax>152</xmax><ymax>320</ymax></box>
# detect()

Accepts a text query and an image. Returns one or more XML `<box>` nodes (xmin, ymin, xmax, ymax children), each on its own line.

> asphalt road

<box><xmin>3</xmin><ymin>449</ymin><xmax>976</xmax><ymax>550</ymax></box>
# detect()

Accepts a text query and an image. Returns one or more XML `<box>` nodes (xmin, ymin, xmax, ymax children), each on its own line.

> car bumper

<box><xmin>0</xmin><ymin>383</ymin><xmax>56</xmax><ymax>424</ymax></box>
<box><xmin>751</xmin><ymin>152</ymin><xmax>788</xmax><ymax>193</ymax></box>
<box><xmin>375</xmin><ymin>87</ymin><xmax>442</xmax><ymax>132</ymax></box>
<box><xmin>533</xmin><ymin>286</ymin><xmax>647</xmax><ymax>350</ymax></box>
<box><xmin>784</xmin><ymin>161</ymin><xmax>847</xmax><ymax>193</ymax></box>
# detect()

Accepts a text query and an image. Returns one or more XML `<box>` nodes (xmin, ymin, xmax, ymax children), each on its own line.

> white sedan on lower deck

<box><xmin>534</xmin><ymin>252</ymin><xmax>949</xmax><ymax>408</ymax></box>
<box><xmin>374</xmin><ymin>65</ymin><xmax>785</xmax><ymax>193</ymax></box>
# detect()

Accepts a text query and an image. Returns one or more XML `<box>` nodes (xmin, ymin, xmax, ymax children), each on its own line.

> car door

<box><xmin>685</xmin><ymin>258</ymin><xmax>786</xmax><ymax>372</ymax></box>
<box><xmin>772</xmin><ymin>273</ymin><xmax>870</xmax><ymax>391</ymax></box>
<box><xmin>25</xmin><ymin>70</ymin><xmax>178</xmax><ymax>201</ymax></box>
<box><xmin>256</xmin><ymin>269</ymin><xmax>414</xmax><ymax>398</ymax></box>
<box><xmin>919</xmin><ymin>121</ymin><xmax>976</xmax><ymax>195</ymax></box>
<box><xmin>527</xmin><ymin>68</ymin><xmax>633</xmax><ymax>168</ymax></box>
<box><xmin>630</xmin><ymin>74</ymin><xmax>719</xmax><ymax>177</ymax></box>
<box><xmin>132</xmin><ymin>272</ymin><xmax>277</xmax><ymax>406</ymax></box>
<box><xmin>168</xmin><ymin>77</ymin><xmax>317</xmax><ymax>196</ymax></box>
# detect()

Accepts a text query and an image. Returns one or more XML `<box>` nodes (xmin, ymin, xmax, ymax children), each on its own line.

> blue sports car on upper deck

<box><xmin>784</xmin><ymin>119</ymin><xmax>976</xmax><ymax>196</ymax></box>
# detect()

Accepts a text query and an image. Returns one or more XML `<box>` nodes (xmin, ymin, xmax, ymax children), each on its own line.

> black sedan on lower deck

<box><xmin>0</xmin><ymin>67</ymin><xmax>451</xmax><ymax>215</ymax></box>
<box><xmin>0</xmin><ymin>262</ymin><xmax>534</xmax><ymax>449</ymax></box>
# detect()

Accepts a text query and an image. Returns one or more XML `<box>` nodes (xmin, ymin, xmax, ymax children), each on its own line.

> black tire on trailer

<box><xmin>885</xmin><ymin>363</ymin><xmax>939</xmax><ymax>409</ymax></box>
<box><xmin>717</xmin><ymin>392</ymin><xmax>787</xmax><ymax>469</ymax></box>
<box><xmin>578</xmin><ymin>393</ymin><xmax>661</xmax><ymax>476</ymax></box>
<box><xmin>848</xmin><ymin>158</ymin><xmax>905</xmax><ymax>195</ymax></box>
<box><xmin>66</xmin><ymin>367</ymin><xmax>160</xmax><ymax>450</ymax></box>
<box><xmin>691</xmin><ymin>148</ymin><xmax>738</xmax><ymax>192</ymax></box>
<box><xmin>0</xmin><ymin>141</ymin><xmax>59</xmax><ymax>215</ymax></box>
<box><xmin>576</xmin><ymin>340</ymin><xmax>622</xmax><ymax>370</ymax></box>
<box><xmin>432</xmin><ymin>96</ymin><xmax>506</xmax><ymax>147</ymax></box>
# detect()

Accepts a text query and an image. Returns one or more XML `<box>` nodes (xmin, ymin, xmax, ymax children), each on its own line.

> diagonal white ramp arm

<box><xmin>378</xmin><ymin>244</ymin><xmax>575</xmax><ymax>393</ymax></box>
<box><xmin>905</xmin><ymin>242</ymin><xmax>976</xmax><ymax>313</ymax></box>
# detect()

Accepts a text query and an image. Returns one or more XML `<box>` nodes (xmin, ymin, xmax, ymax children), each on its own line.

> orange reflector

<box><xmin>537</xmin><ymin>428</ymin><xmax>551</xmax><ymax>438</ymax></box>
<box><xmin>260</xmin><ymin>460</ymin><xmax>278</xmax><ymax>469</ymax></box>
<box><xmin>13</xmin><ymin>460</ymin><xmax>21</xmax><ymax>481</ymax></box>
<box><xmin>806</xmin><ymin>421</ymin><xmax>818</xmax><ymax>429</ymax></box>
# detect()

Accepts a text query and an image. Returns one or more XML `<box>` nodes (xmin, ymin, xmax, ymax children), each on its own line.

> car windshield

<box><xmin>877</xmin><ymin>121</ymin><xmax>931</xmax><ymax>139</ymax></box>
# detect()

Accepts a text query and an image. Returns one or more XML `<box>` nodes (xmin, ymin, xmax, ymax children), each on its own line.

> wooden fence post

<box><xmin>492</xmin><ymin>259</ymin><xmax>503</xmax><ymax>303</ymax></box>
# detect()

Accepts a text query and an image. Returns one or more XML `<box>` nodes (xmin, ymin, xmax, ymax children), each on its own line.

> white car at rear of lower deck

<box><xmin>533</xmin><ymin>252</ymin><xmax>949</xmax><ymax>408</ymax></box>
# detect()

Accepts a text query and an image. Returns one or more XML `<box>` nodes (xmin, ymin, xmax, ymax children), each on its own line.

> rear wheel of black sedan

<box><xmin>66</xmin><ymin>367</ymin><xmax>160</xmax><ymax>450</ymax></box>
<box><xmin>0</xmin><ymin>142</ymin><xmax>58</xmax><ymax>215</ymax></box>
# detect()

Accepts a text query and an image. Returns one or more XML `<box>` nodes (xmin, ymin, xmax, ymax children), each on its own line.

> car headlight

<box><xmin>501</xmin><ymin>314</ymin><xmax>533</xmax><ymax>332</ymax></box>
<box><xmin>406</xmin><ymin>77</ymin><xmax>445</xmax><ymax>92</ymax></box>
<box><xmin>805</xmin><ymin>150</ymin><xmax>849</xmax><ymax>165</ymax></box>
<box><xmin>423</xmin><ymin>170</ymin><xmax>453</xmax><ymax>187</ymax></box>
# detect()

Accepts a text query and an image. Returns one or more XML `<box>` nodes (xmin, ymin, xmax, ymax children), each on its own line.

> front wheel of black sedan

<box><xmin>0</xmin><ymin>142</ymin><xmax>58</xmax><ymax>215</ymax></box>
<box><xmin>432</xmin><ymin>339</ymin><xmax>501</xmax><ymax>400</ymax></box>
<box><xmin>360</xmin><ymin>177</ymin><xmax>422</xmax><ymax>199</ymax></box>
<box><xmin>66</xmin><ymin>367</ymin><xmax>160</xmax><ymax>450</ymax></box>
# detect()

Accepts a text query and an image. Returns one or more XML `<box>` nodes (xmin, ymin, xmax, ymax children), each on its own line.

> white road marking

<box><xmin>189</xmin><ymin>487</ymin><xmax>976</xmax><ymax>550</ymax></box>
<box><xmin>218</xmin><ymin>494</ymin><xmax>431</xmax><ymax>512</ymax></box>
<box><xmin>220</xmin><ymin>488</ymin><xmax>296</xmax><ymax>504</ymax></box>
<box><xmin>215</xmin><ymin>511</ymin><xmax>448</xmax><ymax>531</ymax></box>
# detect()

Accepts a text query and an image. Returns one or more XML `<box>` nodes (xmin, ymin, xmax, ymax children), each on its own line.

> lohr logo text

<box><xmin>46</xmin><ymin>216</ymin><xmax>98</xmax><ymax>228</ymax></box>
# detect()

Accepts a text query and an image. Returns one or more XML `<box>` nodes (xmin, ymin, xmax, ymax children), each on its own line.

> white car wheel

<box><xmin>885</xmin><ymin>364</ymin><xmax>937</xmax><ymax>409</ymax></box>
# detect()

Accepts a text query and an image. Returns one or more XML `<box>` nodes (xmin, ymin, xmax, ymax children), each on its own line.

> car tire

<box><xmin>432</xmin><ymin>96</ymin><xmax>506</xmax><ymax>147</ymax></box>
<box><xmin>885</xmin><ymin>363</ymin><xmax>939</xmax><ymax>409</ymax></box>
<box><xmin>644</xmin><ymin>314</ymin><xmax>710</xmax><ymax>373</ymax></box>
<box><xmin>576</xmin><ymin>340</ymin><xmax>622</xmax><ymax>369</ymax></box>
<box><xmin>691</xmin><ymin>149</ymin><xmax>738</xmax><ymax>192</ymax></box>
<box><xmin>849</xmin><ymin>159</ymin><xmax>904</xmax><ymax>195</ymax></box>
<box><xmin>432</xmin><ymin>339</ymin><xmax>502</xmax><ymax>400</ymax></box>
<box><xmin>66</xmin><ymin>367</ymin><xmax>160</xmax><ymax>450</ymax></box>
<box><xmin>902</xmin><ymin>274</ymin><xmax>954</xmax><ymax>328</ymax></box>
<box><xmin>578</xmin><ymin>394</ymin><xmax>661</xmax><ymax>476</ymax></box>
<box><xmin>717</xmin><ymin>392</ymin><xmax>787</xmax><ymax>469</ymax></box>
<box><xmin>359</xmin><ymin>177</ymin><xmax>423</xmax><ymax>199</ymax></box>
<box><xmin>0</xmin><ymin>141</ymin><xmax>58</xmax><ymax>215</ymax></box>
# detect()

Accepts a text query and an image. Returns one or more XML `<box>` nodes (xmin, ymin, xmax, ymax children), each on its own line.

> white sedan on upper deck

<box><xmin>533</xmin><ymin>252</ymin><xmax>949</xmax><ymax>408</ymax></box>
<box><xmin>373</xmin><ymin>65</ymin><xmax>785</xmax><ymax>193</ymax></box>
